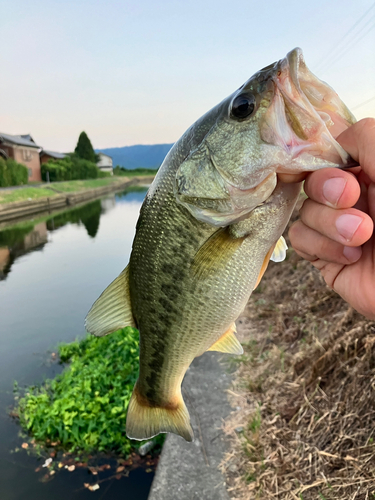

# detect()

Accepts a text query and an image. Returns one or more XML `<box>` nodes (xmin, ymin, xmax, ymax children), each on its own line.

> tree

<box><xmin>74</xmin><ymin>132</ymin><xmax>97</xmax><ymax>163</ymax></box>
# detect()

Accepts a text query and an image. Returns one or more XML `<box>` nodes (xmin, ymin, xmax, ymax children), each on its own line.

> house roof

<box><xmin>0</xmin><ymin>132</ymin><xmax>41</xmax><ymax>149</ymax></box>
<box><xmin>40</xmin><ymin>150</ymin><xmax>67</xmax><ymax>159</ymax></box>
<box><xmin>97</xmin><ymin>152</ymin><xmax>112</xmax><ymax>159</ymax></box>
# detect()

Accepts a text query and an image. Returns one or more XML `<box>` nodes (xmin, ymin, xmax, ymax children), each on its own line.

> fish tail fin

<box><xmin>126</xmin><ymin>382</ymin><xmax>194</xmax><ymax>442</ymax></box>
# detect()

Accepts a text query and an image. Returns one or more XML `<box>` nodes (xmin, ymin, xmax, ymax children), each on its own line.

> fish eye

<box><xmin>230</xmin><ymin>93</ymin><xmax>256</xmax><ymax>120</ymax></box>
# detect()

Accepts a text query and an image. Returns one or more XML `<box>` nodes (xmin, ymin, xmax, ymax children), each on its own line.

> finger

<box><xmin>289</xmin><ymin>220</ymin><xmax>362</xmax><ymax>264</ymax></box>
<box><xmin>303</xmin><ymin>168</ymin><xmax>360</xmax><ymax>208</ymax></box>
<box><xmin>309</xmin><ymin>259</ymin><xmax>345</xmax><ymax>290</ymax></box>
<box><xmin>277</xmin><ymin>172</ymin><xmax>308</xmax><ymax>183</ymax></box>
<box><xmin>369</xmin><ymin>183</ymin><xmax>375</xmax><ymax>222</ymax></box>
<box><xmin>337</xmin><ymin>118</ymin><xmax>375</xmax><ymax>183</ymax></box>
<box><xmin>299</xmin><ymin>200</ymin><xmax>374</xmax><ymax>246</ymax></box>
<box><xmin>354</xmin><ymin>181</ymin><xmax>369</xmax><ymax>214</ymax></box>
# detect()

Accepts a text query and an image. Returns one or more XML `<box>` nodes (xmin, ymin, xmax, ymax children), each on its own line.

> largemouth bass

<box><xmin>86</xmin><ymin>48</ymin><xmax>356</xmax><ymax>442</ymax></box>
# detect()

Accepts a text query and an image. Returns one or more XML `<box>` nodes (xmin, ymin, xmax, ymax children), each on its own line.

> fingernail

<box><xmin>323</xmin><ymin>177</ymin><xmax>347</xmax><ymax>206</ymax></box>
<box><xmin>343</xmin><ymin>246</ymin><xmax>362</xmax><ymax>262</ymax></box>
<box><xmin>336</xmin><ymin>214</ymin><xmax>363</xmax><ymax>241</ymax></box>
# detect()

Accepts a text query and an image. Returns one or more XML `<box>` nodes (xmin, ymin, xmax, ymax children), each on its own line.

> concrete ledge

<box><xmin>0</xmin><ymin>176</ymin><xmax>154</xmax><ymax>223</ymax></box>
<box><xmin>148</xmin><ymin>353</ymin><xmax>232</xmax><ymax>500</ymax></box>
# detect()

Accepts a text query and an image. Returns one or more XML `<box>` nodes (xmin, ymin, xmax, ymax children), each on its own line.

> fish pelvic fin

<box><xmin>207</xmin><ymin>323</ymin><xmax>243</xmax><ymax>355</ymax></box>
<box><xmin>270</xmin><ymin>235</ymin><xmax>288</xmax><ymax>263</ymax></box>
<box><xmin>126</xmin><ymin>383</ymin><xmax>194</xmax><ymax>442</ymax></box>
<box><xmin>253</xmin><ymin>236</ymin><xmax>287</xmax><ymax>291</ymax></box>
<box><xmin>85</xmin><ymin>265</ymin><xmax>136</xmax><ymax>336</ymax></box>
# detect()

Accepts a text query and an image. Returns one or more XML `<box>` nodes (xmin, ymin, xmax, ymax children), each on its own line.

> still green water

<box><xmin>0</xmin><ymin>188</ymin><xmax>155</xmax><ymax>500</ymax></box>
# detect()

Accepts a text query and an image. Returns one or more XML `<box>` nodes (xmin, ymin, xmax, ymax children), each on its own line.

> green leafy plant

<box><xmin>41</xmin><ymin>155</ymin><xmax>103</xmax><ymax>182</ymax></box>
<box><xmin>16</xmin><ymin>327</ymin><xmax>163</xmax><ymax>456</ymax></box>
<box><xmin>113</xmin><ymin>166</ymin><xmax>158</xmax><ymax>177</ymax></box>
<box><xmin>0</xmin><ymin>157</ymin><xmax>28</xmax><ymax>187</ymax></box>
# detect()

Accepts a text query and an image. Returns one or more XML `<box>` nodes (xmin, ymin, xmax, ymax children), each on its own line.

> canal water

<box><xmin>0</xmin><ymin>187</ymin><xmax>155</xmax><ymax>500</ymax></box>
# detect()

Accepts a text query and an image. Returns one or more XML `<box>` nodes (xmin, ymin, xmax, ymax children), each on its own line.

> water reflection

<box><xmin>46</xmin><ymin>200</ymin><xmax>102</xmax><ymax>238</ymax></box>
<box><xmin>0</xmin><ymin>222</ymin><xmax>48</xmax><ymax>280</ymax></box>
<box><xmin>0</xmin><ymin>186</ymin><xmax>148</xmax><ymax>282</ymax></box>
<box><xmin>0</xmin><ymin>184</ymin><xmax>153</xmax><ymax>500</ymax></box>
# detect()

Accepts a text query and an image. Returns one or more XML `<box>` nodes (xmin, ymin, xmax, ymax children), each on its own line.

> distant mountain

<box><xmin>95</xmin><ymin>143</ymin><xmax>174</xmax><ymax>170</ymax></box>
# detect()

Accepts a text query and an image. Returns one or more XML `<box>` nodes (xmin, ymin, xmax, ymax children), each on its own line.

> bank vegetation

<box><xmin>224</xmin><ymin>206</ymin><xmax>375</xmax><ymax>500</ymax></box>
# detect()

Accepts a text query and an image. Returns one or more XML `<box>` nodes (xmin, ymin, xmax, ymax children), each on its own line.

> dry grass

<box><xmin>223</xmin><ymin>208</ymin><xmax>375</xmax><ymax>500</ymax></box>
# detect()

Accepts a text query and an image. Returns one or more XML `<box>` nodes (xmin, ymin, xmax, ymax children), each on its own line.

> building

<box><xmin>40</xmin><ymin>150</ymin><xmax>67</xmax><ymax>164</ymax></box>
<box><xmin>0</xmin><ymin>133</ymin><xmax>42</xmax><ymax>182</ymax></box>
<box><xmin>96</xmin><ymin>152</ymin><xmax>113</xmax><ymax>175</ymax></box>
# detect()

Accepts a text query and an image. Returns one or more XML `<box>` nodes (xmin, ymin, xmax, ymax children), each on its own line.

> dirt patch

<box><xmin>223</xmin><ymin>208</ymin><xmax>375</xmax><ymax>499</ymax></box>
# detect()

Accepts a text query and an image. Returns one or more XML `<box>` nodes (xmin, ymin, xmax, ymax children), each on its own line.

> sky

<box><xmin>1</xmin><ymin>0</ymin><xmax>375</xmax><ymax>152</ymax></box>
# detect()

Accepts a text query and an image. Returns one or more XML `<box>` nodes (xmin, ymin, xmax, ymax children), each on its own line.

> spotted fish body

<box><xmin>86</xmin><ymin>48</ymin><xmax>356</xmax><ymax>442</ymax></box>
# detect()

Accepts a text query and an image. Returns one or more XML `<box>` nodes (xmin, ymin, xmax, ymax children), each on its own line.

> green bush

<box><xmin>113</xmin><ymin>166</ymin><xmax>158</xmax><ymax>176</ymax></box>
<box><xmin>97</xmin><ymin>170</ymin><xmax>111</xmax><ymax>178</ymax></box>
<box><xmin>41</xmin><ymin>155</ymin><xmax>103</xmax><ymax>182</ymax></box>
<box><xmin>18</xmin><ymin>328</ymin><xmax>137</xmax><ymax>453</ymax></box>
<box><xmin>16</xmin><ymin>327</ymin><xmax>163</xmax><ymax>456</ymax></box>
<box><xmin>0</xmin><ymin>158</ymin><xmax>28</xmax><ymax>187</ymax></box>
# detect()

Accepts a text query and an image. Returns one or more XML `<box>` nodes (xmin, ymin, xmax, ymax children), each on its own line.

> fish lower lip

<box><xmin>339</xmin><ymin>156</ymin><xmax>360</xmax><ymax>169</ymax></box>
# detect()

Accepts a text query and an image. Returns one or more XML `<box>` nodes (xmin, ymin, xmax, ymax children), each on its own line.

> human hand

<box><xmin>288</xmin><ymin>118</ymin><xmax>375</xmax><ymax>320</ymax></box>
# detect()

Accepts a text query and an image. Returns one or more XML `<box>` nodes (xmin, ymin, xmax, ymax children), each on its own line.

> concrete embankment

<box><xmin>149</xmin><ymin>353</ymin><xmax>232</xmax><ymax>500</ymax></box>
<box><xmin>0</xmin><ymin>176</ymin><xmax>154</xmax><ymax>223</ymax></box>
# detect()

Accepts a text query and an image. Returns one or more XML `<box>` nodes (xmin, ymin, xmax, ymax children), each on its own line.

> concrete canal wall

<box><xmin>0</xmin><ymin>176</ymin><xmax>154</xmax><ymax>223</ymax></box>
<box><xmin>148</xmin><ymin>353</ymin><xmax>232</xmax><ymax>500</ymax></box>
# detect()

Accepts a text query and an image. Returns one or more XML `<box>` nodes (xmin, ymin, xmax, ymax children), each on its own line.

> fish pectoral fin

<box><xmin>192</xmin><ymin>228</ymin><xmax>244</xmax><ymax>280</ymax></box>
<box><xmin>207</xmin><ymin>323</ymin><xmax>244</xmax><ymax>355</ymax></box>
<box><xmin>270</xmin><ymin>235</ymin><xmax>288</xmax><ymax>262</ymax></box>
<box><xmin>126</xmin><ymin>383</ymin><xmax>194</xmax><ymax>442</ymax></box>
<box><xmin>253</xmin><ymin>236</ymin><xmax>287</xmax><ymax>291</ymax></box>
<box><xmin>85</xmin><ymin>265</ymin><xmax>136</xmax><ymax>336</ymax></box>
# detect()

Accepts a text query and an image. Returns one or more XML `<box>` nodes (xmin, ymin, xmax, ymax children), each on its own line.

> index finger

<box><xmin>337</xmin><ymin>118</ymin><xmax>375</xmax><ymax>183</ymax></box>
<box><xmin>304</xmin><ymin>168</ymin><xmax>360</xmax><ymax>209</ymax></box>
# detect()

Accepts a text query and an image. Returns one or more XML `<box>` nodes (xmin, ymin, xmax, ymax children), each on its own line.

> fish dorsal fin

<box><xmin>85</xmin><ymin>265</ymin><xmax>136</xmax><ymax>336</ymax></box>
<box><xmin>208</xmin><ymin>323</ymin><xmax>243</xmax><ymax>355</ymax></box>
<box><xmin>192</xmin><ymin>228</ymin><xmax>244</xmax><ymax>280</ymax></box>
<box><xmin>270</xmin><ymin>235</ymin><xmax>288</xmax><ymax>262</ymax></box>
<box><xmin>253</xmin><ymin>236</ymin><xmax>287</xmax><ymax>291</ymax></box>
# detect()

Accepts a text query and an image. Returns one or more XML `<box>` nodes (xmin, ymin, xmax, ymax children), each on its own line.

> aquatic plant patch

<box><xmin>15</xmin><ymin>327</ymin><xmax>163</xmax><ymax>456</ymax></box>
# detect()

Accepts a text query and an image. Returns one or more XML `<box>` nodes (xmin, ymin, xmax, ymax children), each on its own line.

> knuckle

<box><xmin>358</xmin><ymin>117</ymin><xmax>375</xmax><ymax>131</ymax></box>
<box><xmin>288</xmin><ymin>220</ymin><xmax>305</xmax><ymax>243</ymax></box>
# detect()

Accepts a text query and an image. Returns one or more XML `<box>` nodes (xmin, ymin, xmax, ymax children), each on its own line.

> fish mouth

<box><xmin>261</xmin><ymin>47</ymin><xmax>357</xmax><ymax>170</ymax></box>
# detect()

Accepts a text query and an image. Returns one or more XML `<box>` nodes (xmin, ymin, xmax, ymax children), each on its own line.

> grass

<box><xmin>0</xmin><ymin>175</ymin><xmax>154</xmax><ymax>204</ymax></box>
<box><xmin>0</xmin><ymin>187</ymin><xmax>59</xmax><ymax>204</ymax></box>
<box><xmin>116</xmin><ymin>169</ymin><xmax>157</xmax><ymax>178</ymax></box>
<box><xmin>223</xmin><ymin>197</ymin><xmax>375</xmax><ymax>499</ymax></box>
<box><xmin>15</xmin><ymin>327</ymin><xmax>164</xmax><ymax>457</ymax></box>
<box><xmin>114</xmin><ymin>167</ymin><xmax>158</xmax><ymax>177</ymax></box>
<box><xmin>55</xmin><ymin>178</ymin><xmax>120</xmax><ymax>193</ymax></box>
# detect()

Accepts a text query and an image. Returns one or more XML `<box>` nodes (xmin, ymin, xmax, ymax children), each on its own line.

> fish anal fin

<box><xmin>126</xmin><ymin>383</ymin><xmax>194</xmax><ymax>442</ymax></box>
<box><xmin>208</xmin><ymin>323</ymin><xmax>244</xmax><ymax>355</ymax></box>
<box><xmin>85</xmin><ymin>265</ymin><xmax>136</xmax><ymax>337</ymax></box>
<box><xmin>192</xmin><ymin>228</ymin><xmax>244</xmax><ymax>280</ymax></box>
